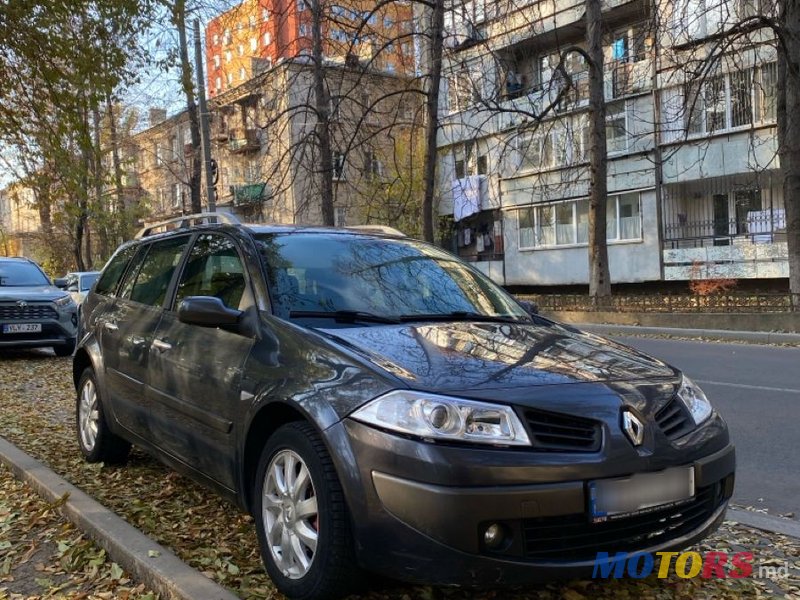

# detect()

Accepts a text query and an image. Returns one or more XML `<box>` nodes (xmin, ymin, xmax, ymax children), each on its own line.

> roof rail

<box><xmin>344</xmin><ymin>225</ymin><xmax>406</xmax><ymax>237</ymax></box>
<box><xmin>135</xmin><ymin>212</ymin><xmax>242</xmax><ymax>239</ymax></box>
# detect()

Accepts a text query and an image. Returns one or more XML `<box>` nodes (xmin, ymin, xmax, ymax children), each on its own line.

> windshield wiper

<box><xmin>398</xmin><ymin>311</ymin><xmax>528</xmax><ymax>324</ymax></box>
<box><xmin>289</xmin><ymin>310</ymin><xmax>401</xmax><ymax>324</ymax></box>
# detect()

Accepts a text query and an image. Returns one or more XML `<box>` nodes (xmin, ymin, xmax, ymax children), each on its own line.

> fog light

<box><xmin>484</xmin><ymin>523</ymin><xmax>504</xmax><ymax>548</ymax></box>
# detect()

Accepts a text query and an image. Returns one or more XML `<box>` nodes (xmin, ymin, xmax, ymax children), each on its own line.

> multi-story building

<box><xmin>0</xmin><ymin>183</ymin><xmax>44</xmax><ymax>257</ymax></box>
<box><xmin>436</xmin><ymin>0</ymin><xmax>786</xmax><ymax>288</ymax></box>
<box><xmin>130</xmin><ymin>59</ymin><xmax>421</xmax><ymax>229</ymax></box>
<box><xmin>206</xmin><ymin>0</ymin><xmax>416</xmax><ymax>98</ymax></box>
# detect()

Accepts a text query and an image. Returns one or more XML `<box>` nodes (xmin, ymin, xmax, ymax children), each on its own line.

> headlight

<box><xmin>677</xmin><ymin>375</ymin><xmax>712</xmax><ymax>425</ymax></box>
<box><xmin>350</xmin><ymin>390</ymin><xmax>531</xmax><ymax>446</ymax></box>
<box><xmin>53</xmin><ymin>295</ymin><xmax>75</xmax><ymax>309</ymax></box>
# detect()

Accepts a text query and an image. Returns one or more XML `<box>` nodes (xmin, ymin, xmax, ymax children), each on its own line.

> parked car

<box><xmin>73</xmin><ymin>214</ymin><xmax>735</xmax><ymax>600</ymax></box>
<box><xmin>55</xmin><ymin>271</ymin><xmax>101</xmax><ymax>306</ymax></box>
<box><xmin>0</xmin><ymin>256</ymin><xmax>78</xmax><ymax>356</ymax></box>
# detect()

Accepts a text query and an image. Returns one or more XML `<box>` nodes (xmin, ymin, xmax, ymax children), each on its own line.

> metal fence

<box><xmin>519</xmin><ymin>293</ymin><xmax>800</xmax><ymax>313</ymax></box>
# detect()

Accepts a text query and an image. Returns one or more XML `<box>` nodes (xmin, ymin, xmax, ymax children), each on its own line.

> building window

<box><xmin>606</xmin><ymin>102</ymin><xmax>628</xmax><ymax>154</ymax></box>
<box><xmin>299</xmin><ymin>23</ymin><xmax>310</xmax><ymax>36</ymax></box>
<box><xmin>262</xmin><ymin>8</ymin><xmax>270</xmax><ymax>21</ymax></box>
<box><xmin>250</xmin><ymin>37</ymin><xmax>257</xmax><ymax>52</ymax></box>
<box><xmin>758</xmin><ymin>62</ymin><xmax>777</xmax><ymax>122</ymax></box>
<box><xmin>240</xmin><ymin>67</ymin><xmax>246</xmax><ymax>80</ymax></box>
<box><xmin>297</xmin><ymin>0</ymin><xmax>306</xmax><ymax>11</ymax></box>
<box><xmin>227</xmin><ymin>73</ymin><xmax>233</xmax><ymax>84</ymax></box>
<box><xmin>685</xmin><ymin>68</ymin><xmax>759</xmax><ymax>135</ymax></box>
<box><xmin>607</xmin><ymin>193</ymin><xmax>642</xmax><ymax>241</ymax></box>
<box><xmin>332</xmin><ymin>151</ymin><xmax>346</xmax><ymax>179</ymax></box>
<box><xmin>364</xmin><ymin>150</ymin><xmax>383</xmax><ymax>179</ymax></box>
<box><xmin>238</xmin><ymin>44</ymin><xmax>244</xmax><ymax>56</ymax></box>
<box><xmin>264</xmin><ymin>31</ymin><xmax>271</xmax><ymax>45</ymax></box>
<box><xmin>225</xmin><ymin>50</ymin><xmax>232</xmax><ymax>63</ymax></box>
<box><xmin>213</xmin><ymin>33</ymin><xmax>220</xmax><ymax>45</ymax></box>
<box><xmin>213</xmin><ymin>54</ymin><xmax>220</xmax><ymax>68</ymax></box>
<box><xmin>248</xmin><ymin>15</ymin><xmax>256</xmax><ymax>28</ymax></box>
<box><xmin>335</xmin><ymin>207</ymin><xmax>347</xmax><ymax>227</ymax></box>
<box><xmin>223</xmin><ymin>29</ymin><xmax>231</xmax><ymax>44</ymax></box>
<box><xmin>518</xmin><ymin>193</ymin><xmax>640</xmax><ymax>249</ymax></box>
<box><xmin>215</xmin><ymin>76</ymin><xmax>221</xmax><ymax>90</ymax></box>
<box><xmin>171</xmin><ymin>183</ymin><xmax>183</xmax><ymax>208</ymax></box>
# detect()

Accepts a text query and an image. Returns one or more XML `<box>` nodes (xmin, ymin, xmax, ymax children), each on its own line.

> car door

<box><xmin>100</xmin><ymin>235</ymin><xmax>191</xmax><ymax>442</ymax></box>
<box><xmin>146</xmin><ymin>232</ymin><xmax>256</xmax><ymax>489</ymax></box>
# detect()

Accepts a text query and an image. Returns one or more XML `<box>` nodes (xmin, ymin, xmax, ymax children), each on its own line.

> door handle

<box><xmin>103</xmin><ymin>322</ymin><xmax>119</xmax><ymax>332</ymax></box>
<box><xmin>152</xmin><ymin>339</ymin><xmax>173</xmax><ymax>352</ymax></box>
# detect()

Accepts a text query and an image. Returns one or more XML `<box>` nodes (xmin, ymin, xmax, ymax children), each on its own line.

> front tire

<box><xmin>76</xmin><ymin>368</ymin><xmax>131</xmax><ymax>464</ymax></box>
<box><xmin>54</xmin><ymin>339</ymin><xmax>76</xmax><ymax>357</ymax></box>
<box><xmin>254</xmin><ymin>422</ymin><xmax>359</xmax><ymax>600</ymax></box>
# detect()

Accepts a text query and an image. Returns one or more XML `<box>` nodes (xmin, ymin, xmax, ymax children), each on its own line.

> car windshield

<box><xmin>255</xmin><ymin>233</ymin><xmax>528</xmax><ymax>322</ymax></box>
<box><xmin>0</xmin><ymin>262</ymin><xmax>49</xmax><ymax>287</ymax></box>
<box><xmin>80</xmin><ymin>273</ymin><xmax>99</xmax><ymax>291</ymax></box>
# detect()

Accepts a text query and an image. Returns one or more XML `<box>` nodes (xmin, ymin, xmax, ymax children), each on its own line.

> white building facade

<box><xmin>436</xmin><ymin>0</ymin><xmax>785</xmax><ymax>287</ymax></box>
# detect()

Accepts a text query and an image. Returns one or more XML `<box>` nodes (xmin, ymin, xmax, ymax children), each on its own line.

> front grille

<box><xmin>521</xmin><ymin>484</ymin><xmax>719</xmax><ymax>561</ymax></box>
<box><xmin>523</xmin><ymin>409</ymin><xmax>602</xmax><ymax>452</ymax></box>
<box><xmin>656</xmin><ymin>398</ymin><xmax>695</xmax><ymax>441</ymax></box>
<box><xmin>0</xmin><ymin>303</ymin><xmax>57</xmax><ymax>321</ymax></box>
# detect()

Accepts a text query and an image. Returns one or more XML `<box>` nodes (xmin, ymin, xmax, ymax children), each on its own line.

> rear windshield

<box><xmin>0</xmin><ymin>262</ymin><xmax>49</xmax><ymax>287</ymax></box>
<box><xmin>254</xmin><ymin>233</ymin><xmax>526</xmax><ymax>321</ymax></box>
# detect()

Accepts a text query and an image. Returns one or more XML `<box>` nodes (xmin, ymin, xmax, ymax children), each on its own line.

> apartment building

<box><xmin>130</xmin><ymin>59</ymin><xmax>421</xmax><ymax>229</ymax></box>
<box><xmin>206</xmin><ymin>0</ymin><xmax>416</xmax><ymax>98</ymax></box>
<box><xmin>0</xmin><ymin>184</ymin><xmax>41</xmax><ymax>257</ymax></box>
<box><xmin>436</xmin><ymin>0</ymin><xmax>785</xmax><ymax>288</ymax></box>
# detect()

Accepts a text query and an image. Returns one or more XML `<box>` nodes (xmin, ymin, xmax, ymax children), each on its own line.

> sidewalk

<box><xmin>573</xmin><ymin>323</ymin><xmax>800</xmax><ymax>345</ymax></box>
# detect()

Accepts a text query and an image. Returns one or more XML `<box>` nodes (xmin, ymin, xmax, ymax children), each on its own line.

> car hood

<box><xmin>319</xmin><ymin>320</ymin><xmax>678</xmax><ymax>392</ymax></box>
<box><xmin>0</xmin><ymin>286</ymin><xmax>67</xmax><ymax>302</ymax></box>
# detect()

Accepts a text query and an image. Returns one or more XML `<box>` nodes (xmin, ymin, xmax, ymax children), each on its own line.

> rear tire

<box><xmin>253</xmin><ymin>422</ymin><xmax>360</xmax><ymax>600</ymax></box>
<box><xmin>76</xmin><ymin>368</ymin><xmax>131</xmax><ymax>464</ymax></box>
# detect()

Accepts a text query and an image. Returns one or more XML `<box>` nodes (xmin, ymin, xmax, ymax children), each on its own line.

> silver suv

<box><xmin>0</xmin><ymin>257</ymin><xmax>78</xmax><ymax>356</ymax></box>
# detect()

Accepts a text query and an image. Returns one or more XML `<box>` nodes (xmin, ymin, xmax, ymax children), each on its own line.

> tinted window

<box><xmin>96</xmin><ymin>245</ymin><xmax>138</xmax><ymax>296</ymax></box>
<box><xmin>255</xmin><ymin>233</ymin><xmax>527</xmax><ymax>320</ymax></box>
<box><xmin>175</xmin><ymin>234</ymin><xmax>248</xmax><ymax>310</ymax></box>
<box><xmin>126</xmin><ymin>237</ymin><xmax>189</xmax><ymax>307</ymax></box>
<box><xmin>0</xmin><ymin>261</ymin><xmax>49</xmax><ymax>286</ymax></box>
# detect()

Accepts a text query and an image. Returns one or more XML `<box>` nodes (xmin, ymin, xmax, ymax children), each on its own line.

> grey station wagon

<box><xmin>74</xmin><ymin>213</ymin><xmax>735</xmax><ymax>600</ymax></box>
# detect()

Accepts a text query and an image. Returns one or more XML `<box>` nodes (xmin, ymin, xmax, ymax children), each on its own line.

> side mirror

<box><xmin>177</xmin><ymin>296</ymin><xmax>242</xmax><ymax>327</ymax></box>
<box><xmin>54</xmin><ymin>278</ymin><xmax>68</xmax><ymax>289</ymax></box>
<box><xmin>519</xmin><ymin>300</ymin><xmax>539</xmax><ymax>316</ymax></box>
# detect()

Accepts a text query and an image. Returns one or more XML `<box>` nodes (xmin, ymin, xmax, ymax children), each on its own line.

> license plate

<box><xmin>2</xmin><ymin>323</ymin><xmax>43</xmax><ymax>334</ymax></box>
<box><xmin>589</xmin><ymin>466</ymin><xmax>695</xmax><ymax>523</ymax></box>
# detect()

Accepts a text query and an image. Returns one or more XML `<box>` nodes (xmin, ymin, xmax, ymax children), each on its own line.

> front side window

<box><xmin>95</xmin><ymin>245</ymin><xmax>139</xmax><ymax>296</ymax></box>
<box><xmin>125</xmin><ymin>236</ymin><xmax>189</xmax><ymax>307</ymax></box>
<box><xmin>174</xmin><ymin>234</ymin><xmax>248</xmax><ymax>310</ymax></box>
<box><xmin>256</xmin><ymin>233</ymin><xmax>527</xmax><ymax>321</ymax></box>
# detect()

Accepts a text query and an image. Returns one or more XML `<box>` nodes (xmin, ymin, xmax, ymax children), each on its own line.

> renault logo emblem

<box><xmin>16</xmin><ymin>300</ymin><xmax>28</xmax><ymax>309</ymax></box>
<box><xmin>622</xmin><ymin>410</ymin><xmax>645</xmax><ymax>446</ymax></box>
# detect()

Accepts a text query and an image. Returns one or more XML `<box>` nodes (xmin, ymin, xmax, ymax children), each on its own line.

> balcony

<box><xmin>231</xmin><ymin>183</ymin><xmax>269</xmax><ymax>205</ymax></box>
<box><xmin>228</xmin><ymin>129</ymin><xmax>261</xmax><ymax>153</ymax></box>
<box><xmin>212</xmin><ymin>126</ymin><xmax>229</xmax><ymax>142</ymax></box>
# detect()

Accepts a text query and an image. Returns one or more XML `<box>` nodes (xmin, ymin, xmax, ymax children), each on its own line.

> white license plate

<box><xmin>2</xmin><ymin>323</ymin><xmax>43</xmax><ymax>334</ymax></box>
<box><xmin>589</xmin><ymin>466</ymin><xmax>695</xmax><ymax>522</ymax></box>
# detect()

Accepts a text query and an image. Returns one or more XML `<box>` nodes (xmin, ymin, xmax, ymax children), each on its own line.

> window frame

<box><xmin>120</xmin><ymin>235</ymin><xmax>192</xmax><ymax>309</ymax></box>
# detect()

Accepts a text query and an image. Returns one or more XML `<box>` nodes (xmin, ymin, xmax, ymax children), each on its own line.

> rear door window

<box><xmin>124</xmin><ymin>237</ymin><xmax>190</xmax><ymax>307</ymax></box>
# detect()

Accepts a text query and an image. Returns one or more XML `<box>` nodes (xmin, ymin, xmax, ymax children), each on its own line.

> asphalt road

<box><xmin>613</xmin><ymin>336</ymin><xmax>800</xmax><ymax>519</ymax></box>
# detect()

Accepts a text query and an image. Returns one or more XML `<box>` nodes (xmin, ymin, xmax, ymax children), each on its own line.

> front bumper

<box><xmin>327</xmin><ymin>418</ymin><xmax>735</xmax><ymax>585</ymax></box>
<box><xmin>0</xmin><ymin>314</ymin><xmax>77</xmax><ymax>350</ymax></box>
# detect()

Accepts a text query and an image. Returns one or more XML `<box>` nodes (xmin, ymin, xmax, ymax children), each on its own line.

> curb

<box><xmin>0</xmin><ymin>436</ymin><xmax>240</xmax><ymax>600</ymax></box>
<box><xmin>726</xmin><ymin>508</ymin><xmax>800</xmax><ymax>539</ymax></box>
<box><xmin>574</xmin><ymin>324</ymin><xmax>800</xmax><ymax>345</ymax></box>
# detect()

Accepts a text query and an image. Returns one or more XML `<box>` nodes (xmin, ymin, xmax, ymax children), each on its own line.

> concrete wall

<box><xmin>664</xmin><ymin>243</ymin><xmax>789</xmax><ymax>280</ymax></box>
<box><xmin>545</xmin><ymin>309</ymin><xmax>800</xmax><ymax>333</ymax></box>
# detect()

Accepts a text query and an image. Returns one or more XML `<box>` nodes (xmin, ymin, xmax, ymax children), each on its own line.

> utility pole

<box><xmin>193</xmin><ymin>18</ymin><xmax>216</xmax><ymax>211</ymax></box>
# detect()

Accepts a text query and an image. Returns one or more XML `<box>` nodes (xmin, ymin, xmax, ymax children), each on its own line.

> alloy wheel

<box><xmin>78</xmin><ymin>378</ymin><xmax>99</xmax><ymax>452</ymax></box>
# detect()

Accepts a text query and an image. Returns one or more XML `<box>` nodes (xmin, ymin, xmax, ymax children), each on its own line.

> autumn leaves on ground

<box><xmin>0</xmin><ymin>349</ymin><xmax>798</xmax><ymax>599</ymax></box>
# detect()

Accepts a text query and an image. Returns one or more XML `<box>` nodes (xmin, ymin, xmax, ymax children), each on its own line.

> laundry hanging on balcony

<box><xmin>452</xmin><ymin>175</ymin><xmax>487</xmax><ymax>222</ymax></box>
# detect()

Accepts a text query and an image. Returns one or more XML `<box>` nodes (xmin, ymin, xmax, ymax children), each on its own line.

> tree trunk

<box><xmin>586</xmin><ymin>0</ymin><xmax>611</xmax><ymax>299</ymax></box>
<box><xmin>92</xmin><ymin>102</ymin><xmax>108</xmax><ymax>260</ymax></box>
<box><xmin>312</xmin><ymin>0</ymin><xmax>334</xmax><ymax>226</ymax></box>
<box><xmin>174</xmin><ymin>0</ymin><xmax>202</xmax><ymax>213</ymax></box>
<box><xmin>421</xmin><ymin>0</ymin><xmax>445</xmax><ymax>243</ymax></box>
<box><xmin>107</xmin><ymin>94</ymin><xmax>126</xmax><ymax>246</ymax></box>
<box><xmin>779</xmin><ymin>0</ymin><xmax>800</xmax><ymax>301</ymax></box>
